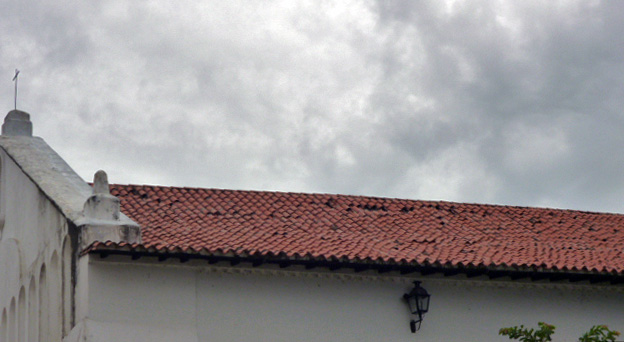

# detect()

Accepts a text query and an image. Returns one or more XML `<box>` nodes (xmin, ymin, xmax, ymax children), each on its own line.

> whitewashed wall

<box><xmin>0</xmin><ymin>148</ymin><xmax>71</xmax><ymax>342</ymax></box>
<box><xmin>84</xmin><ymin>258</ymin><xmax>624</xmax><ymax>342</ymax></box>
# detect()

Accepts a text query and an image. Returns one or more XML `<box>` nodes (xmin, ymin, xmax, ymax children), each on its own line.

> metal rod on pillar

<box><xmin>12</xmin><ymin>69</ymin><xmax>20</xmax><ymax>110</ymax></box>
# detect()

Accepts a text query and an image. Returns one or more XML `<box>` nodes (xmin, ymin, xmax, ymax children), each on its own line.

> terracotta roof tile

<box><xmin>86</xmin><ymin>184</ymin><xmax>624</xmax><ymax>274</ymax></box>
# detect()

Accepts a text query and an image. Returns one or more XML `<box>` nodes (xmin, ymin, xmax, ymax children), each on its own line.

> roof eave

<box><xmin>83</xmin><ymin>243</ymin><xmax>624</xmax><ymax>285</ymax></box>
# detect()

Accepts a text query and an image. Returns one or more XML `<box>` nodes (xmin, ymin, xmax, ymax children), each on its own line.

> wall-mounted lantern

<box><xmin>403</xmin><ymin>281</ymin><xmax>431</xmax><ymax>333</ymax></box>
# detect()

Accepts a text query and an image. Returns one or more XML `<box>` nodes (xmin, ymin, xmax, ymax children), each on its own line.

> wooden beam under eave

<box><xmin>509</xmin><ymin>273</ymin><xmax>530</xmax><ymax>281</ymax></box>
<box><xmin>530</xmin><ymin>273</ymin><xmax>551</xmax><ymax>282</ymax></box>
<box><xmin>442</xmin><ymin>269</ymin><xmax>461</xmax><ymax>277</ymax></box>
<box><xmin>400</xmin><ymin>268</ymin><xmax>417</xmax><ymax>275</ymax></box>
<box><xmin>328</xmin><ymin>264</ymin><xmax>342</xmax><ymax>271</ymax></box>
<box><xmin>419</xmin><ymin>268</ymin><xmax>438</xmax><ymax>276</ymax></box>
<box><xmin>466</xmin><ymin>270</ymin><xmax>486</xmax><ymax>278</ymax></box>
<box><xmin>377</xmin><ymin>267</ymin><xmax>394</xmax><ymax>274</ymax></box>
<box><xmin>588</xmin><ymin>275</ymin><xmax>610</xmax><ymax>284</ymax></box>
<box><xmin>486</xmin><ymin>271</ymin><xmax>508</xmax><ymax>280</ymax></box>
<box><xmin>353</xmin><ymin>265</ymin><xmax>370</xmax><ymax>273</ymax></box>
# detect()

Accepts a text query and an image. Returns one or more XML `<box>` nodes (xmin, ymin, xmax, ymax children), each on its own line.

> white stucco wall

<box><xmin>0</xmin><ymin>148</ymin><xmax>71</xmax><ymax>342</ymax></box>
<box><xmin>84</xmin><ymin>257</ymin><xmax>624</xmax><ymax>342</ymax></box>
<box><xmin>0</xmin><ymin>133</ymin><xmax>143</xmax><ymax>342</ymax></box>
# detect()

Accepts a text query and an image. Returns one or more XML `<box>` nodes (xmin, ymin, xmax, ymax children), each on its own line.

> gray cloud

<box><xmin>2</xmin><ymin>0</ymin><xmax>624</xmax><ymax>213</ymax></box>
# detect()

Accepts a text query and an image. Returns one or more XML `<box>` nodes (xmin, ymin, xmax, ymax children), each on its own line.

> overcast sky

<box><xmin>2</xmin><ymin>1</ymin><xmax>624</xmax><ymax>213</ymax></box>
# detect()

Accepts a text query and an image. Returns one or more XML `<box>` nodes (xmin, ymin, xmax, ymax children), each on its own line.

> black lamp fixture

<box><xmin>403</xmin><ymin>281</ymin><xmax>431</xmax><ymax>333</ymax></box>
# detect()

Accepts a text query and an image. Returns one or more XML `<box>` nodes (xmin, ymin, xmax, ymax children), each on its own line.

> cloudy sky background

<box><xmin>2</xmin><ymin>1</ymin><xmax>624</xmax><ymax>213</ymax></box>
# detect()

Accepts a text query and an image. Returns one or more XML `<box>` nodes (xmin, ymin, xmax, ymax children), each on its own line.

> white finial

<box><xmin>78</xmin><ymin>170</ymin><xmax>142</xmax><ymax>249</ymax></box>
<box><xmin>83</xmin><ymin>170</ymin><xmax>119</xmax><ymax>220</ymax></box>
<box><xmin>93</xmin><ymin>170</ymin><xmax>110</xmax><ymax>194</ymax></box>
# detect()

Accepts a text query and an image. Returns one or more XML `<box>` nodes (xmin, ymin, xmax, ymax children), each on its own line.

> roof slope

<box><xmin>93</xmin><ymin>184</ymin><xmax>624</xmax><ymax>275</ymax></box>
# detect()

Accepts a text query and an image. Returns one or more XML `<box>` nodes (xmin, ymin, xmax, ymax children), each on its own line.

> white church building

<box><xmin>0</xmin><ymin>109</ymin><xmax>623</xmax><ymax>342</ymax></box>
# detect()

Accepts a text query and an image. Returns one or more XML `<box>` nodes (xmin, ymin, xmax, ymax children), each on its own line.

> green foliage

<box><xmin>579</xmin><ymin>325</ymin><xmax>621</xmax><ymax>342</ymax></box>
<box><xmin>499</xmin><ymin>323</ymin><xmax>620</xmax><ymax>342</ymax></box>
<box><xmin>499</xmin><ymin>322</ymin><xmax>555</xmax><ymax>342</ymax></box>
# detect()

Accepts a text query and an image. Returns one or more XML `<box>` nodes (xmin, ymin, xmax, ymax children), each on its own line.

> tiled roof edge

<box><xmin>82</xmin><ymin>241</ymin><xmax>624</xmax><ymax>278</ymax></box>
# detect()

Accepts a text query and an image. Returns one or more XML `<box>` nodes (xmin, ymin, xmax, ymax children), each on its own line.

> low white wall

<box><xmin>86</xmin><ymin>258</ymin><xmax>624</xmax><ymax>342</ymax></box>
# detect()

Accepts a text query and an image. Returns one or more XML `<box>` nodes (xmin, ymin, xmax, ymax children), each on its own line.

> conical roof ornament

<box><xmin>77</xmin><ymin>170</ymin><xmax>141</xmax><ymax>249</ymax></box>
<box><xmin>83</xmin><ymin>170</ymin><xmax>121</xmax><ymax>221</ymax></box>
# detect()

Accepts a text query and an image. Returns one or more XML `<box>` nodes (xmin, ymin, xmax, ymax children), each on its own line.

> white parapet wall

<box><xmin>83</xmin><ymin>257</ymin><xmax>624</xmax><ymax>342</ymax></box>
<box><xmin>0</xmin><ymin>147</ymin><xmax>70</xmax><ymax>342</ymax></box>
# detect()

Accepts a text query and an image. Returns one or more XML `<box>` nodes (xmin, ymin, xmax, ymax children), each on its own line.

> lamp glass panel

<box><xmin>417</xmin><ymin>294</ymin><xmax>430</xmax><ymax>313</ymax></box>
<box><xmin>407</xmin><ymin>295</ymin><xmax>417</xmax><ymax>314</ymax></box>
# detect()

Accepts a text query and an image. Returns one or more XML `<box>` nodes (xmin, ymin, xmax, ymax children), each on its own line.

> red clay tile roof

<box><xmin>88</xmin><ymin>184</ymin><xmax>624</xmax><ymax>275</ymax></box>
